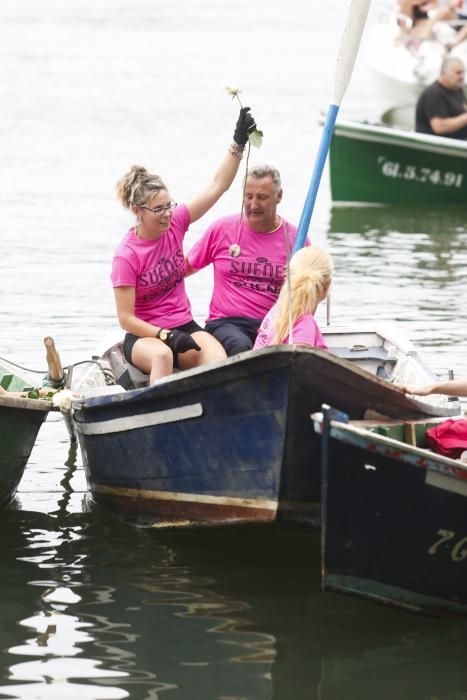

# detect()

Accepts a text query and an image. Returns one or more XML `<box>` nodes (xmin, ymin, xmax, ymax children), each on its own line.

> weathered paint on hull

<box><xmin>77</xmin><ymin>363</ymin><xmax>288</xmax><ymax>526</ymax></box>
<box><xmin>91</xmin><ymin>485</ymin><xmax>278</xmax><ymax>527</ymax></box>
<box><xmin>0</xmin><ymin>398</ymin><xmax>50</xmax><ymax>508</ymax></box>
<box><xmin>321</xmin><ymin>417</ymin><xmax>467</xmax><ymax>614</ymax></box>
<box><xmin>330</xmin><ymin>120</ymin><xmax>467</xmax><ymax>205</ymax></box>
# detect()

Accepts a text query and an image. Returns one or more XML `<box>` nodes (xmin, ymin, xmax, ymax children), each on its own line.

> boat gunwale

<box><xmin>0</xmin><ymin>394</ymin><xmax>53</xmax><ymax>412</ymax></box>
<box><xmin>73</xmin><ymin>345</ymin><xmax>461</xmax><ymax>420</ymax></box>
<box><xmin>325</xmin><ymin>416</ymin><xmax>467</xmax><ymax>475</ymax></box>
<box><xmin>333</xmin><ymin>119</ymin><xmax>467</xmax><ymax>157</ymax></box>
<box><xmin>74</xmin><ymin>344</ymin><xmax>400</xmax><ymax>411</ymax></box>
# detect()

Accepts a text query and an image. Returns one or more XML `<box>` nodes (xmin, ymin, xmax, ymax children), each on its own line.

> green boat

<box><xmin>329</xmin><ymin>118</ymin><xmax>467</xmax><ymax>205</ymax></box>
<box><xmin>0</xmin><ymin>363</ymin><xmax>53</xmax><ymax>508</ymax></box>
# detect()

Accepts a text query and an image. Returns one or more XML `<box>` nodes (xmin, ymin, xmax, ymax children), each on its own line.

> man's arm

<box><xmin>430</xmin><ymin>111</ymin><xmax>467</xmax><ymax>135</ymax></box>
<box><xmin>398</xmin><ymin>377</ymin><xmax>467</xmax><ymax>397</ymax></box>
<box><xmin>184</xmin><ymin>257</ymin><xmax>199</xmax><ymax>277</ymax></box>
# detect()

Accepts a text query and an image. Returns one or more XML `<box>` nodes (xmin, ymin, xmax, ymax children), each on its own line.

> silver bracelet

<box><xmin>228</xmin><ymin>142</ymin><xmax>245</xmax><ymax>160</ymax></box>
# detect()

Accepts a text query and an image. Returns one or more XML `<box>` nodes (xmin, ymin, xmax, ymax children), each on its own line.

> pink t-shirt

<box><xmin>187</xmin><ymin>214</ymin><xmax>303</xmax><ymax>321</ymax></box>
<box><xmin>253</xmin><ymin>304</ymin><xmax>328</xmax><ymax>350</ymax></box>
<box><xmin>111</xmin><ymin>204</ymin><xmax>193</xmax><ymax>328</ymax></box>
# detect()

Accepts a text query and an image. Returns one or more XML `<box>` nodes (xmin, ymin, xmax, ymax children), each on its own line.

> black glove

<box><xmin>165</xmin><ymin>329</ymin><xmax>201</xmax><ymax>354</ymax></box>
<box><xmin>233</xmin><ymin>106</ymin><xmax>257</xmax><ymax>146</ymax></box>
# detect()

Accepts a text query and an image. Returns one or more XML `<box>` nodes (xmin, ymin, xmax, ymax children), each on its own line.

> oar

<box><xmin>293</xmin><ymin>0</ymin><xmax>371</xmax><ymax>252</ymax></box>
<box><xmin>44</xmin><ymin>336</ymin><xmax>65</xmax><ymax>386</ymax></box>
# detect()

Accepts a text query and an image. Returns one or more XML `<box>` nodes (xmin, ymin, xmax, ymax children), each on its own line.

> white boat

<box><xmin>365</xmin><ymin>8</ymin><xmax>467</xmax><ymax>111</ymax></box>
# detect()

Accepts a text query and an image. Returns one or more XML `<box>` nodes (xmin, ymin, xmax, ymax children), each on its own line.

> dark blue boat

<box><xmin>71</xmin><ymin>326</ymin><xmax>461</xmax><ymax>527</ymax></box>
<box><xmin>316</xmin><ymin>405</ymin><xmax>467</xmax><ymax>615</ymax></box>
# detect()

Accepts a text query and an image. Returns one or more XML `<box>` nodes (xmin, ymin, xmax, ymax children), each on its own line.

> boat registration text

<box><xmin>377</xmin><ymin>157</ymin><xmax>463</xmax><ymax>188</ymax></box>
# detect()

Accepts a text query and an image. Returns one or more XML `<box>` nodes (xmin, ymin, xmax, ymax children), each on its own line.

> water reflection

<box><xmin>0</xmin><ymin>499</ymin><xmax>466</xmax><ymax>700</ymax></box>
<box><xmin>329</xmin><ymin>205</ymin><xmax>467</xmax><ymax>237</ymax></box>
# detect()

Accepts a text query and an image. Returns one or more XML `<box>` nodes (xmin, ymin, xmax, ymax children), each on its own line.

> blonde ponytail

<box><xmin>274</xmin><ymin>246</ymin><xmax>333</xmax><ymax>343</ymax></box>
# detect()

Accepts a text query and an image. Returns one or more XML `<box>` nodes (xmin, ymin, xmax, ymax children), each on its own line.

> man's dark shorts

<box><xmin>205</xmin><ymin>316</ymin><xmax>262</xmax><ymax>357</ymax></box>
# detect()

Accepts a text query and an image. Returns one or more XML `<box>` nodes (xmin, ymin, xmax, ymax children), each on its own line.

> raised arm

<box><xmin>186</xmin><ymin>107</ymin><xmax>256</xmax><ymax>223</ymax></box>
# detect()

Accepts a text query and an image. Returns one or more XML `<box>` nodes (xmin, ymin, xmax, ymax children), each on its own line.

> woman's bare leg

<box><xmin>131</xmin><ymin>337</ymin><xmax>174</xmax><ymax>384</ymax></box>
<box><xmin>177</xmin><ymin>331</ymin><xmax>226</xmax><ymax>371</ymax></box>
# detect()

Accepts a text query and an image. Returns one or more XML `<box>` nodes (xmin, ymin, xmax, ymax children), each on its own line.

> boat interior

<box><xmin>350</xmin><ymin>415</ymin><xmax>443</xmax><ymax>448</ymax></box>
<box><xmin>323</xmin><ymin>414</ymin><xmax>467</xmax><ymax>475</ymax></box>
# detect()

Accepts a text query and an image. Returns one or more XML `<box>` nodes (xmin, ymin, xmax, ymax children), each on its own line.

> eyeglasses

<box><xmin>140</xmin><ymin>201</ymin><xmax>177</xmax><ymax>216</ymax></box>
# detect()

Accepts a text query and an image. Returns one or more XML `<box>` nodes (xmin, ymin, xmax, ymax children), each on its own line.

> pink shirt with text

<box><xmin>187</xmin><ymin>214</ymin><xmax>302</xmax><ymax>321</ymax></box>
<box><xmin>111</xmin><ymin>204</ymin><xmax>192</xmax><ymax>328</ymax></box>
<box><xmin>253</xmin><ymin>304</ymin><xmax>328</xmax><ymax>350</ymax></box>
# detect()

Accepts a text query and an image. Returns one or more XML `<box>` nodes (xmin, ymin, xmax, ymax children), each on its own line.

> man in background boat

<box><xmin>415</xmin><ymin>56</ymin><xmax>467</xmax><ymax>138</ymax></box>
<box><xmin>185</xmin><ymin>165</ymin><xmax>306</xmax><ymax>356</ymax></box>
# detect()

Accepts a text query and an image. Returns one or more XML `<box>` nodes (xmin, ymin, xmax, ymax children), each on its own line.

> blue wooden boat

<box><xmin>0</xmin><ymin>362</ymin><xmax>53</xmax><ymax>508</ymax></box>
<box><xmin>71</xmin><ymin>325</ymin><xmax>461</xmax><ymax>527</ymax></box>
<box><xmin>315</xmin><ymin>405</ymin><xmax>467</xmax><ymax>615</ymax></box>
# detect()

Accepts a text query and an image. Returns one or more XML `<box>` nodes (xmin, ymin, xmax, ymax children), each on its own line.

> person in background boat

<box><xmin>445</xmin><ymin>0</ymin><xmax>467</xmax><ymax>47</ymax></box>
<box><xmin>397</xmin><ymin>0</ymin><xmax>454</xmax><ymax>46</ymax></box>
<box><xmin>415</xmin><ymin>56</ymin><xmax>467</xmax><ymax>137</ymax></box>
<box><xmin>185</xmin><ymin>164</ymin><xmax>307</xmax><ymax>356</ymax></box>
<box><xmin>111</xmin><ymin>107</ymin><xmax>257</xmax><ymax>384</ymax></box>
<box><xmin>253</xmin><ymin>246</ymin><xmax>332</xmax><ymax>351</ymax></box>
<box><xmin>454</xmin><ymin>0</ymin><xmax>467</xmax><ymax>19</ymax></box>
<box><xmin>398</xmin><ymin>377</ymin><xmax>467</xmax><ymax>396</ymax></box>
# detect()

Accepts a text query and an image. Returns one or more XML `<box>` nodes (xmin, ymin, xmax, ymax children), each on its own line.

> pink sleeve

<box><xmin>171</xmin><ymin>203</ymin><xmax>191</xmax><ymax>238</ymax></box>
<box><xmin>111</xmin><ymin>255</ymin><xmax>137</xmax><ymax>288</ymax></box>
<box><xmin>187</xmin><ymin>223</ymin><xmax>217</xmax><ymax>271</ymax></box>
<box><xmin>289</xmin><ymin>225</ymin><xmax>310</xmax><ymax>249</ymax></box>
<box><xmin>292</xmin><ymin>314</ymin><xmax>328</xmax><ymax>349</ymax></box>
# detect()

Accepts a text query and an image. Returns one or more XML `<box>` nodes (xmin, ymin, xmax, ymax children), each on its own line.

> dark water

<box><xmin>1</xmin><ymin>0</ymin><xmax>467</xmax><ymax>697</ymax></box>
<box><xmin>5</xmin><ymin>416</ymin><xmax>467</xmax><ymax>699</ymax></box>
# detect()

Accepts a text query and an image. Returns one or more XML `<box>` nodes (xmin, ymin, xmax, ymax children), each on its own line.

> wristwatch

<box><xmin>156</xmin><ymin>328</ymin><xmax>171</xmax><ymax>342</ymax></box>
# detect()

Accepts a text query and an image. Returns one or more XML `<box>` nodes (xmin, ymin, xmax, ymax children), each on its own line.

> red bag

<box><xmin>425</xmin><ymin>419</ymin><xmax>467</xmax><ymax>459</ymax></box>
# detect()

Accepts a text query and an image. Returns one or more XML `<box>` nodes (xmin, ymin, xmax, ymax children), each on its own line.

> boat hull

<box><xmin>319</xmin><ymin>410</ymin><xmax>467</xmax><ymax>614</ymax></box>
<box><xmin>0</xmin><ymin>396</ymin><xmax>50</xmax><ymax>508</ymax></box>
<box><xmin>330</xmin><ymin>120</ymin><xmax>467</xmax><ymax>204</ymax></box>
<box><xmin>73</xmin><ymin>345</ymin><xmax>459</xmax><ymax>527</ymax></box>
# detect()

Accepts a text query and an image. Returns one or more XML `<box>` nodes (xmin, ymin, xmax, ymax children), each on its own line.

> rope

<box><xmin>0</xmin><ymin>357</ymin><xmax>116</xmax><ymax>387</ymax></box>
<box><xmin>284</xmin><ymin>223</ymin><xmax>293</xmax><ymax>344</ymax></box>
<box><xmin>0</xmin><ymin>356</ymin><xmax>107</xmax><ymax>374</ymax></box>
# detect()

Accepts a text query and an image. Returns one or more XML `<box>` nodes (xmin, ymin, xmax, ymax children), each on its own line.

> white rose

<box><xmin>225</xmin><ymin>84</ymin><xmax>241</xmax><ymax>97</ymax></box>
<box><xmin>52</xmin><ymin>389</ymin><xmax>75</xmax><ymax>412</ymax></box>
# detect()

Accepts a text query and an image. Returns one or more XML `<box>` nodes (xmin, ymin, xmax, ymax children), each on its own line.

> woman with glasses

<box><xmin>111</xmin><ymin>107</ymin><xmax>256</xmax><ymax>384</ymax></box>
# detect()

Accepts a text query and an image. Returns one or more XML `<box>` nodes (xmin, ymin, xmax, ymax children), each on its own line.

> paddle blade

<box><xmin>333</xmin><ymin>0</ymin><xmax>371</xmax><ymax>106</ymax></box>
<box><xmin>293</xmin><ymin>0</ymin><xmax>372</xmax><ymax>252</ymax></box>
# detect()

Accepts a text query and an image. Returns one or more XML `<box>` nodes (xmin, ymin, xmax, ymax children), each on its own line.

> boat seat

<box><xmin>328</xmin><ymin>345</ymin><xmax>397</xmax><ymax>380</ymax></box>
<box><xmin>106</xmin><ymin>349</ymin><xmax>150</xmax><ymax>390</ymax></box>
<box><xmin>328</xmin><ymin>345</ymin><xmax>392</xmax><ymax>362</ymax></box>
